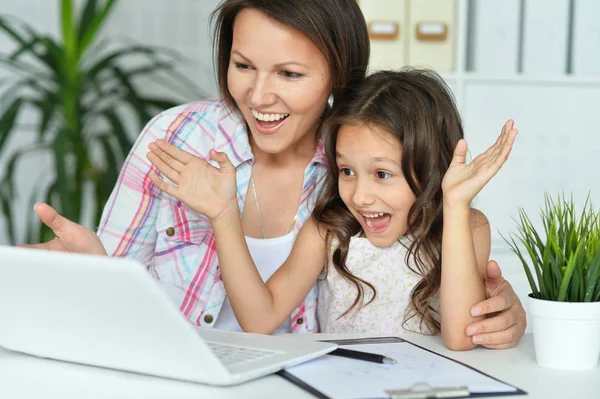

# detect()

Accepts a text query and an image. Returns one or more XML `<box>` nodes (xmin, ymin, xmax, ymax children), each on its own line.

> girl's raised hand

<box><xmin>442</xmin><ymin>120</ymin><xmax>518</xmax><ymax>206</ymax></box>
<box><xmin>146</xmin><ymin>140</ymin><xmax>237</xmax><ymax>221</ymax></box>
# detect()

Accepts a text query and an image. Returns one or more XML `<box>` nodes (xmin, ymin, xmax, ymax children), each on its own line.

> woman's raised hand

<box><xmin>20</xmin><ymin>203</ymin><xmax>108</xmax><ymax>256</ymax></box>
<box><xmin>147</xmin><ymin>140</ymin><xmax>238</xmax><ymax>221</ymax></box>
<box><xmin>442</xmin><ymin>120</ymin><xmax>518</xmax><ymax>206</ymax></box>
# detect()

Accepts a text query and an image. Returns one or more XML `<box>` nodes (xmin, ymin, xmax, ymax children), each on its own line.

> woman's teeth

<box><xmin>251</xmin><ymin>109</ymin><xmax>289</xmax><ymax>122</ymax></box>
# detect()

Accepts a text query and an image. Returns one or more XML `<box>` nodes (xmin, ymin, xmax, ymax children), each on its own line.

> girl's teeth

<box><xmin>363</xmin><ymin>212</ymin><xmax>384</xmax><ymax>218</ymax></box>
<box><xmin>366</xmin><ymin>218</ymin><xmax>373</xmax><ymax>228</ymax></box>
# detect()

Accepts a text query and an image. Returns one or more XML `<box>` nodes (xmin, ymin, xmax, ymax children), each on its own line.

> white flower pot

<box><xmin>528</xmin><ymin>295</ymin><xmax>600</xmax><ymax>370</ymax></box>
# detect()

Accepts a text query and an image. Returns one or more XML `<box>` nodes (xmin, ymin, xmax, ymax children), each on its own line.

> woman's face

<box><xmin>227</xmin><ymin>9</ymin><xmax>331</xmax><ymax>155</ymax></box>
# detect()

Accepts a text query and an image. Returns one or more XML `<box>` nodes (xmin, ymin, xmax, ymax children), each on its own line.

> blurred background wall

<box><xmin>1</xmin><ymin>0</ymin><xmax>599</xmax><ymax>318</ymax></box>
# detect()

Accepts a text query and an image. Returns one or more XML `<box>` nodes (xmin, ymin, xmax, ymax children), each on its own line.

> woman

<box><xmin>27</xmin><ymin>0</ymin><xmax>525</xmax><ymax>347</ymax></box>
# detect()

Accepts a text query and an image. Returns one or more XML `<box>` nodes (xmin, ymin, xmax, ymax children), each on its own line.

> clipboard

<box><xmin>277</xmin><ymin>337</ymin><xmax>527</xmax><ymax>399</ymax></box>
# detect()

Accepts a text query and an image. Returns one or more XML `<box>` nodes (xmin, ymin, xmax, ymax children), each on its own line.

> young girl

<box><xmin>147</xmin><ymin>69</ymin><xmax>518</xmax><ymax>351</ymax></box>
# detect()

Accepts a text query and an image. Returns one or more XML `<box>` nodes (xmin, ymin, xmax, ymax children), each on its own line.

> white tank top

<box><xmin>213</xmin><ymin>231</ymin><xmax>296</xmax><ymax>334</ymax></box>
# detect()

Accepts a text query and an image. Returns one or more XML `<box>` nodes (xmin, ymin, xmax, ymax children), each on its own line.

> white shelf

<box><xmin>441</xmin><ymin>73</ymin><xmax>600</xmax><ymax>86</ymax></box>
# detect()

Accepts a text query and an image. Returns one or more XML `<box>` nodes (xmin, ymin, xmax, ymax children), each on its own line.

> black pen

<box><xmin>329</xmin><ymin>348</ymin><xmax>396</xmax><ymax>364</ymax></box>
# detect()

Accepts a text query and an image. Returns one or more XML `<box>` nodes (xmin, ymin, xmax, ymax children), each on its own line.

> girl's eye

<box><xmin>280</xmin><ymin>70</ymin><xmax>303</xmax><ymax>79</ymax></box>
<box><xmin>340</xmin><ymin>168</ymin><xmax>354</xmax><ymax>176</ymax></box>
<box><xmin>376</xmin><ymin>171</ymin><xmax>392</xmax><ymax>179</ymax></box>
<box><xmin>235</xmin><ymin>63</ymin><xmax>252</xmax><ymax>70</ymax></box>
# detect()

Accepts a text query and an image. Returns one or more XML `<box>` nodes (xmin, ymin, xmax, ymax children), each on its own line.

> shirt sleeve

<box><xmin>96</xmin><ymin>112</ymin><xmax>167</xmax><ymax>266</ymax></box>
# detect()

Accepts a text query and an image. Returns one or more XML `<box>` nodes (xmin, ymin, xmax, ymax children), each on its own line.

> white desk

<box><xmin>0</xmin><ymin>333</ymin><xmax>597</xmax><ymax>399</ymax></box>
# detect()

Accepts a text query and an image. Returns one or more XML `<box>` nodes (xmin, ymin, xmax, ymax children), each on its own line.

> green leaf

<box><xmin>584</xmin><ymin>249</ymin><xmax>600</xmax><ymax>302</ymax></box>
<box><xmin>502</xmin><ymin>232</ymin><xmax>540</xmax><ymax>298</ymax></box>
<box><xmin>83</xmin><ymin>46</ymin><xmax>166</xmax><ymax>79</ymax></box>
<box><xmin>0</xmin><ymin>186</ymin><xmax>16</xmax><ymax>245</ymax></box>
<box><xmin>111</xmin><ymin>65</ymin><xmax>153</xmax><ymax>126</ymax></box>
<box><xmin>0</xmin><ymin>3</ymin><xmax>204</xmax><ymax>243</ymax></box>
<box><xmin>558</xmin><ymin>240</ymin><xmax>585</xmax><ymax>301</ymax></box>
<box><xmin>96</xmin><ymin>109</ymin><xmax>133</xmax><ymax>158</ymax></box>
<box><xmin>2</xmin><ymin>144</ymin><xmax>50</xmax><ymax>201</ymax></box>
<box><xmin>52</xmin><ymin>130</ymin><xmax>71</xmax><ymax>218</ymax></box>
<box><xmin>0</xmin><ymin>16</ymin><xmax>32</xmax><ymax>50</ymax></box>
<box><xmin>139</xmin><ymin>96</ymin><xmax>180</xmax><ymax>112</ymax></box>
<box><xmin>78</xmin><ymin>0</ymin><xmax>117</xmax><ymax>57</ymax></box>
<box><xmin>61</xmin><ymin>0</ymin><xmax>78</xmax><ymax>63</ymax></box>
<box><xmin>0</xmin><ymin>98</ymin><xmax>23</xmax><ymax>153</ymax></box>
<box><xmin>77</xmin><ymin>0</ymin><xmax>99</xmax><ymax>44</ymax></box>
<box><xmin>504</xmin><ymin>192</ymin><xmax>600</xmax><ymax>302</ymax></box>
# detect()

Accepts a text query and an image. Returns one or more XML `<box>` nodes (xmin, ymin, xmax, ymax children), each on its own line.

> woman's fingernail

<box><xmin>473</xmin><ymin>336</ymin><xmax>483</xmax><ymax>344</ymax></box>
<box><xmin>471</xmin><ymin>307</ymin><xmax>481</xmax><ymax>316</ymax></box>
<box><xmin>511</xmin><ymin>121</ymin><xmax>515</xmax><ymax>128</ymax></box>
<box><xmin>467</xmin><ymin>327</ymin><xmax>477</xmax><ymax>336</ymax></box>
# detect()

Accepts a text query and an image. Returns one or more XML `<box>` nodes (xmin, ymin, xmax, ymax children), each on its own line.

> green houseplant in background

<box><xmin>504</xmin><ymin>193</ymin><xmax>600</xmax><ymax>370</ymax></box>
<box><xmin>0</xmin><ymin>0</ymin><xmax>202</xmax><ymax>244</ymax></box>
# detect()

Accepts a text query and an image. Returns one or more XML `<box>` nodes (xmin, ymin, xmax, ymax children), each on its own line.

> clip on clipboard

<box><xmin>386</xmin><ymin>383</ymin><xmax>469</xmax><ymax>399</ymax></box>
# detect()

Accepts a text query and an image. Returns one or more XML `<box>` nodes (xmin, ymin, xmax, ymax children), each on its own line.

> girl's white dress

<box><xmin>317</xmin><ymin>235</ymin><xmax>440</xmax><ymax>334</ymax></box>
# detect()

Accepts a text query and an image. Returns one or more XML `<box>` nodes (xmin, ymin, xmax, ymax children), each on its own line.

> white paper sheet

<box><xmin>284</xmin><ymin>342</ymin><xmax>518</xmax><ymax>399</ymax></box>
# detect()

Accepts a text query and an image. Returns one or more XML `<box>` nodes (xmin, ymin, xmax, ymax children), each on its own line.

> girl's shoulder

<box><xmin>470</xmin><ymin>208</ymin><xmax>489</xmax><ymax>229</ymax></box>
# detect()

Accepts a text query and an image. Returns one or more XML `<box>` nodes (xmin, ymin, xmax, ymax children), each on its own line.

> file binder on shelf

<box><xmin>468</xmin><ymin>0</ymin><xmax>521</xmax><ymax>74</ymax></box>
<box><xmin>359</xmin><ymin>0</ymin><xmax>408</xmax><ymax>71</ymax></box>
<box><xmin>279</xmin><ymin>337</ymin><xmax>526</xmax><ymax>399</ymax></box>
<box><xmin>407</xmin><ymin>0</ymin><xmax>456</xmax><ymax>72</ymax></box>
<box><xmin>521</xmin><ymin>0</ymin><xmax>570</xmax><ymax>75</ymax></box>
<box><xmin>571</xmin><ymin>0</ymin><xmax>600</xmax><ymax>76</ymax></box>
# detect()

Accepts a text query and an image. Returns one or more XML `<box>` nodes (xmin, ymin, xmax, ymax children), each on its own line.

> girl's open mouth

<box><xmin>361</xmin><ymin>212</ymin><xmax>392</xmax><ymax>234</ymax></box>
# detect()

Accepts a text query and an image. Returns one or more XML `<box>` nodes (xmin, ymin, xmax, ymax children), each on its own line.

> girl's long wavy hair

<box><xmin>313</xmin><ymin>68</ymin><xmax>464</xmax><ymax>334</ymax></box>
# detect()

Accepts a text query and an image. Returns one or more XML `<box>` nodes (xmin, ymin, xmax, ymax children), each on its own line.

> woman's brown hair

<box><xmin>210</xmin><ymin>0</ymin><xmax>370</xmax><ymax>114</ymax></box>
<box><xmin>313</xmin><ymin>68</ymin><xmax>464</xmax><ymax>334</ymax></box>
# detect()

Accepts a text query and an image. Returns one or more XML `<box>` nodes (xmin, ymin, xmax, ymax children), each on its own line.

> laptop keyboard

<box><xmin>207</xmin><ymin>341</ymin><xmax>280</xmax><ymax>366</ymax></box>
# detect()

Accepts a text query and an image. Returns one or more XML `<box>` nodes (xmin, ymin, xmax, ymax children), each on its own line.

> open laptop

<box><xmin>0</xmin><ymin>246</ymin><xmax>335</xmax><ymax>386</ymax></box>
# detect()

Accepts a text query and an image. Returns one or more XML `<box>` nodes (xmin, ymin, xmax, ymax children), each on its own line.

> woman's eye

<box><xmin>340</xmin><ymin>168</ymin><xmax>354</xmax><ymax>176</ymax></box>
<box><xmin>235</xmin><ymin>63</ymin><xmax>252</xmax><ymax>70</ymax></box>
<box><xmin>376</xmin><ymin>171</ymin><xmax>392</xmax><ymax>179</ymax></box>
<box><xmin>280</xmin><ymin>70</ymin><xmax>303</xmax><ymax>79</ymax></box>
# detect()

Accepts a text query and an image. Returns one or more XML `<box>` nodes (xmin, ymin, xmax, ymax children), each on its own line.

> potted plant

<box><xmin>0</xmin><ymin>0</ymin><xmax>204</xmax><ymax>244</ymax></box>
<box><xmin>504</xmin><ymin>193</ymin><xmax>600</xmax><ymax>370</ymax></box>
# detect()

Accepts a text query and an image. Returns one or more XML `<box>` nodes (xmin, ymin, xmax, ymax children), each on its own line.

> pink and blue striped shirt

<box><xmin>97</xmin><ymin>99</ymin><xmax>328</xmax><ymax>333</ymax></box>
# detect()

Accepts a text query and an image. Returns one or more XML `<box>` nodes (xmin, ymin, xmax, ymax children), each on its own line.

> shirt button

<box><xmin>296</xmin><ymin>318</ymin><xmax>303</xmax><ymax>325</ymax></box>
<box><xmin>166</xmin><ymin>227</ymin><xmax>175</xmax><ymax>236</ymax></box>
<box><xmin>204</xmin><ymin>314</ymin><xmax>214</xmax><ymax>324</ymax></box>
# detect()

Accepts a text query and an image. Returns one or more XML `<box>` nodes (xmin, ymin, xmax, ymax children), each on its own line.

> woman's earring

<box><xmin>327</xmin><ymin>93</ymin><xmax>334</xmax><ymax>108</ymax></box>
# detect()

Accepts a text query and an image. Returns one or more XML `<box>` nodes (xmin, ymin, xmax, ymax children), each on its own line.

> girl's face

<box><xmin>336</xmin><ymin>123</ymin><xmax>417</xmax><ymax>248</ymax></box>
<box><xmin>227</xmin><ymin>9</ymin><xmax>331</xmax><ymax>155</ymax></box>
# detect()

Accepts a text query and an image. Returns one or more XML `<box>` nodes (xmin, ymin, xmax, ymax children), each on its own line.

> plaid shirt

<box><xmin>97</xmin><ymin>99</ymin><xmax>328</xmax><ymax>333</ymax></box>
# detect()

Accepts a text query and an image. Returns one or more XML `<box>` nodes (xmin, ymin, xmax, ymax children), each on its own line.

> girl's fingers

<box><xmin>146</xmin><ymin>152</ymin><xmax>180</xmax><ymax>184</ymax></box>
<box><xmin>489</xmin><ymin>130</ymin><xmax>517</xmax><ymax>171</ymax></box>
<box><xmin>154</xmin><ymin>139</ymin><xmax>194</xmax><ymax>164</ymax></box>
<box><xmin>451</xmin><ymin>139</ymin><xmax>468</xmax><ymax>165</ymax></box>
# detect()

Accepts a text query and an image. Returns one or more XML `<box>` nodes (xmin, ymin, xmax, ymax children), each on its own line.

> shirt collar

<box><xmin>310</xmin><ymin>136</ymin><xmax>328</xmax><ymax>166</ymax></box>
<box><xmin>213</xmin><ymin>106</ymin><xmax>253</xmax><ymax>168</ymax></box>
